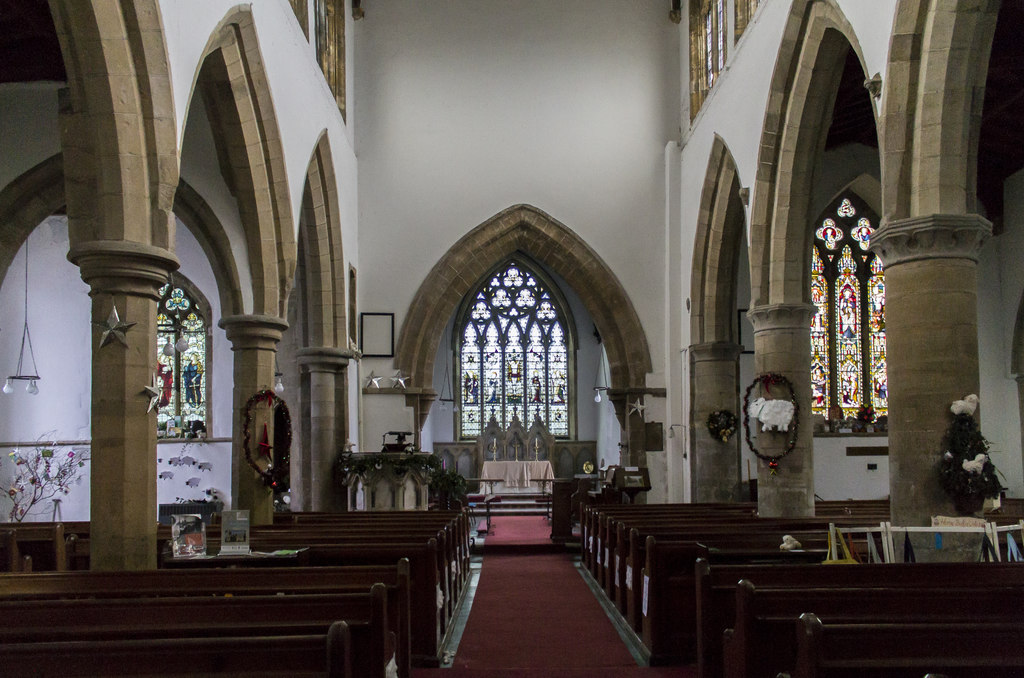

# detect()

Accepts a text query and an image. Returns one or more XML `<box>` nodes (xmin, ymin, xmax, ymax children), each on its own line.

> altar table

<box><xmin>480</xmin><ymin>460</ymin><xmax>555</xmax><ymax>491</ymax></box>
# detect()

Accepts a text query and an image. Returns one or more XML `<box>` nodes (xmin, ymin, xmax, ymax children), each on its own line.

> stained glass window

<box><xmin>689</xmin><ymin>0</ymin><xmax>727</xmax><ymax>120</ymax></box>
<box><xmin>156</xmin><ymin>280</ymin><xmax>210</xmax><ymax>437</ymax></box>
<box><xmin>809</xmin><ymin>194</ymin><xmax>887</xmax><ymax>421</ymax></box>
<box><xmin>458</xmin><ymin>260</ymin><xmax>573</xmax><ymax>439</ymax></box>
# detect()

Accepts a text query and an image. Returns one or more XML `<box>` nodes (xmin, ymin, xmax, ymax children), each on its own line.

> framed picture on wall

<box><xmin>360</xmin><ymin>312</ymin><xmax>395</xmax><ymax>358</ymax></box>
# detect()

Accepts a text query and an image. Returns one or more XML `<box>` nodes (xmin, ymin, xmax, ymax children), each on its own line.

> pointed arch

<box><xmin>48</xmin><ymin>0</ymin><xmax>178</xmax><ymax>248</ymax></box>
<box><xmin>187</xmin><ymin>6</ymin><xmax>296</xmax><ymax>318</ymax></box>
<box><xmin>0</xmin><ymin>154</ymin><xmax>65</xmax><ymax>288</ymax></box>
<box><xmin>298</xmin><ymin>131</ymin><xmax>347</xmax><ymax>349</ymax></box>
<box><xmin>396</xmin><ymin>205</ymin><xmax>651</xmax><ymax>395</ymax></box>
<box><xmin>748</xmin><ymin>0</ymin><xmax>872</xmax><ymax>307</ymax></box>
<box><xmin>691</xmin><ymin>135</ymin><xmax>746</xmax><ymax>345</ymax></box>
<box><xmin>882</xmin><ymin>0</ymin><xmax>1000</xmax><ymax>219</ymax></box>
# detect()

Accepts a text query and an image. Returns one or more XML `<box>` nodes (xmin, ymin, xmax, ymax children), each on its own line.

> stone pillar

<box><xmin>870</xmin><ymin>214</ymin><xmax>991</xmax><ymax>529</ymax></box>
<box><xmin>296</xmin><ymin>346</ymin><xmax>350</xmax><ymax>512</ymax></box>
<box><xmin>610</xmin><ymin>389</ymin><xmax>648</xmax><ymax>468</ymax></box>
<box><xmin>691</xmin><ymin>342</ymin><xmax>743</xmax><ymax>502</ymax></box>
<box><xmin>220</xmin><ymin>314</ymin><xmax>289</xmax><ymax>525</ymax></box>
<box><xmin>747</xmin><ymin>304</ymin><xmax>816</xmax><ymax>517</ymax></box>
<box><xmin>71</xmin><ymin>241</ymin><xmax>178</xmax><ymax>570</ymax></box>
<box><xmin>407</xmin><ymin>390</ymin><xmax>438</xmax><ymax>451</ymax></box>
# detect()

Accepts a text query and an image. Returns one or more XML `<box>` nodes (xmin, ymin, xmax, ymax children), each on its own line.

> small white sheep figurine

<box><xmin>780</xmin><ymin>534</ymin><xmax>802</xmax><ymax>551</ymax></box>
<box><xmin>962</xmin><ymin>453</ymin><xmax>988</xmax><ymax>474</ymax></box>
<box><xmin>749</xmin><ymin>397</ymin><xmax>795</xmax><ymax>432</ymax></box>
<box><xmin>951</xmin><ymin>394</ymin><xmax>979</xmax><ymax>416</ymax></box>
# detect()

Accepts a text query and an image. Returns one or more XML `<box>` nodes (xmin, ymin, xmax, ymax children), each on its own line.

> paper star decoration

<box><xmin>142</xmin><ymin>374</ymin><xmax>162</xmax><ymax>413</ymax></box>
<box><xmin>391</xmin><ymin>371</ymin><xmax>408</xmax><ymax>389</ymax></box>
<box><xmin>628</xmin><ymin>398</ymin><xmax>646</xmax><ymax>417</ymax></box>
<box><xmin>94</xmin><ymin>306</ymin><xmax>136</xmax><ymax>348</ymax></box>
<box><xmin>365</xmin><ymin>371</ymin><xmax>383</xmax><ymax>389</ymax></box>
<box><xmin>257</xmin><ymin>423</ymin><xmax>273</xmax><ymax>459</ymax></box>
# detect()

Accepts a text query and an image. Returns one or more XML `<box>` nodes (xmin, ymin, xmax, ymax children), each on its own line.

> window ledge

<box><xmin>813</xmin><ymin>431</ymin><xmax>888</xmax><ymax>438</ymax></box>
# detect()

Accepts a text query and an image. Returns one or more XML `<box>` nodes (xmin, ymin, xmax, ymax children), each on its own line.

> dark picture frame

<box><xmin>360</xmin><ymin>312</ymin><xmax>395</xmax><ymax>358</ymax></box>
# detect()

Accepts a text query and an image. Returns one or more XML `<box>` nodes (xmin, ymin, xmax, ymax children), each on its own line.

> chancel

<box><xmin>1</xmin><ymin>0</ymin><xmax>1024</xmax><ymax>675</ymax></box>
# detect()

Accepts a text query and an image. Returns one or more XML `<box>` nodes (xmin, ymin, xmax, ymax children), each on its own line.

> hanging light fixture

<box><xmin>5</xmin><ymin>241</ymin><xmax>40</xmax><ymax>395</ymax></box>
<box><xmin>274</xmin><ymin>356</ymin><xmax>285</xmax><ymax>394</ymax></box>
<box><xmin>438</xmin><ymin>349</ymin><xmax>458</xmax><ymax>412</ymax></box>
<box><xmin>593</xmin><ymin>350</ymin><xmax>609</xmax><ymax>403</ymax></box>
<box><xmin>161</xmin><ymin>336</ymin><xmax>175</xmax><ymax>357</ymax></box>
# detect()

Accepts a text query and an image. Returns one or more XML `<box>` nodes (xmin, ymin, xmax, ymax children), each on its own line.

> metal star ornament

<box><xmin>365</xmin><ymin>371</ymin><xmax>383</xmax><ymax>389</ymax></box>
<box><xmin>628</xmin><ymin>398</ymin><xmax>646</xmax><ymax>417</ymax></box>
<box><xmin>142</xmin><ymin>374</ymin><xmax>162</xmax><ymax>413</ymax></box>
<box><xmin>391</xmin><ymin>371</ymin><xmax>408</xmax><ymax>389</ymax></box>
<box><xmin>94</xmin><ymin>306</ymin><xmax>136</xmax><ymax>348</ymax></box>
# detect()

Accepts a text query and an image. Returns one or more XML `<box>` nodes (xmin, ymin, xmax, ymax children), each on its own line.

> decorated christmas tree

<box><xmin>938</xmin><ymin>402</ymin><xmax>1001</xmax><ymax>513</ymax></box>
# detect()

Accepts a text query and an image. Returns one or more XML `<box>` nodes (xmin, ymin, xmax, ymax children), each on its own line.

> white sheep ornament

<box><xmin>749</xmin><ymin>397</ymin><xmax>795</xmax><ymax>432</ymax></box>
<box><xmin>951</xmin><ymin>394</ymin><xmax>979</xmax><ymax>416</ymax></box>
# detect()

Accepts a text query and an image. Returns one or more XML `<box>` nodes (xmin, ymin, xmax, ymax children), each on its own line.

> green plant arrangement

<box><xmin>938</xmin><ymin>397</ymin><xmax>1002</xmax><ymax>515</ymax></box>
<box><xmin>429</xmin><ymin>466</ymin><xmax>468</xmax><ymax>506</ymax></box>
<box><xmin>2</xmin><ymin>439</ymin><xmax>90</xmax><ymax>522</ymax></box>
<box><xmin>335</xmin><ymin>449</ymin><xmax>441</xmax><ymax>479</ymax></box>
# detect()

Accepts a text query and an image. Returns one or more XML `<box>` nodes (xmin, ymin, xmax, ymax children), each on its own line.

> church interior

<box><xmin>2</xmin><ymin>0</ymin><xmax>1024</xmax><ymax>675</ymax></box>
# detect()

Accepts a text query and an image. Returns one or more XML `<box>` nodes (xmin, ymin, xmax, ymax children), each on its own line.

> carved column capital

<box><xmin>746</xmin><ymin>303</ymin><xmax>815</xmax><ymax>333</ymax></box>
<box><xmin>69</xmin><ymin>240</ymin><xmax>179</xmax><ymax>299</ymax></box>
<box><xmin>219</xmin><ymin>314</ymin><xmax>289</xmax><ymax>351</ymax></box>
<box><xmin>690</xmin><ymin>341</ymin><xmax>743</xmax><ymax>363</ymax></box>
<box><xmin>870</xmin><ymin>213</ymin><xmax>992</xmax><ymax>267</ymax></box>
<box><xmin>296</xmin><ymin>346</ymin><xmax>350</xmax><ymax>373</ymax></box>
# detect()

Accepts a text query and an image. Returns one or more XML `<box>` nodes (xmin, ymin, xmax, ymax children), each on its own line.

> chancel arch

<box><xmin>395</xmin><ymin>205</ymin><xmax>651</xmax><ymax>461</ymax></box>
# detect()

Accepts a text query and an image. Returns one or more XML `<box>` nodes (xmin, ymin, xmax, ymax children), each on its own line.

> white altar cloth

<box><xmin>480</xmin><ymin>460</ymin><xmax>555</xmax><ymax>490</ymax></box>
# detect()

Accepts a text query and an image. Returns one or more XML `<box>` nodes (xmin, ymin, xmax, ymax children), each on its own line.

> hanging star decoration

<box><xmin>94</xmin><ymin>305</ymin><xmax>136</xmax><ymax>348</ymax></box>
<box><xmin>142</xmin><ymin>374</ymin><xmax>162</xmax><ymax>413</ymax></box>
<box><xmin>628</xmin><ymin>398</ymin><xmax>646</xmax><ymax>417</ymax></box>
<box><xmin>257</xmin><ymin>423</ymin><xmax>273</xmax><ymax>460</ymax></box>
<box><xmin>391</xmin><ymin>370</ymin><xmax>408</xmax><ymax>389</ymax></box>
<box><xmin>365</xmin><ymin>371</ymin><xmax>383</xmax><ymax>389</ymax></box>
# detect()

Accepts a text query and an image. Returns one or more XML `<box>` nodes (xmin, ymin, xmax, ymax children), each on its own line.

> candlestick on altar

<box><xmin>532</xmin><ymin>437</ymin><xmax>540</xmax><ymax>460</ymax></box>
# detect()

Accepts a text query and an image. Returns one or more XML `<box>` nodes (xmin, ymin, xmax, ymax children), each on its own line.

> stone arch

<box><xmin>396</xmin><ymin>205</ymin><xmax>651</xmax><ymax>396</ymax></box>
<box><xmin>748</xmin><ymin>0</ymin><xmax>872</xmax><ymax>307</ymax></box>
<box><xmin>0</xmin><ymin>154</ymin><xmax>65</xmax><ymax>287</ymax></box>
<box><xmin>882</xmin><ymin>0</ymin><xmax>1001</xmax><ymax>220</ymax></box>
<box><xmin>48</xmin><ymin>0</ymin><xmax>179</xmax><ymax>248</ymax></box>
<box><xmin>186</xmin><ymin>5</ymin><xmax>297</xmax><ymax>318</ymax></box>
<box><xmin>820</xmin><ymin>173</ymin><xmax>881</xmax><ymax>219</ymax></box>
<box><xmin>172</xmin><ymin>180</ymin><xmax>245</xmax><ymax>317</ymax></box>
<box><xmin>690</xmin><ymin>135</ymin><xmax>746</xmax><ymax>345</ymax></box>
<box><xmin>297</xmin><ymin>131</ymin><xmax>347</xmax><ymax>349</ymax></box>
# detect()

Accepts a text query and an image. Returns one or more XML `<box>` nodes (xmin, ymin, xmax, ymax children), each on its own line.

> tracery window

<box><xmin>734</xmin><ymin>0</ymin><xmax>760</xmax><ymax>41</ymax></box>
<box><xmin>457</xmin><ymin>260</ymin><xmax>574</xmax><ymax>439</ymax></box>
<box><xmin>156</xmin><ymin>280</ymin><xmax>211</xmax><ymax>437</ymax></box>
<box><xmin>810</xmin><ymin>194</ymin><xmax>887</xmax><ymax>422</ymax></box>
<box><xmin>689</xmin><ymin>0</ymin><xmax>727</xmax><ymax>120</ymax></box>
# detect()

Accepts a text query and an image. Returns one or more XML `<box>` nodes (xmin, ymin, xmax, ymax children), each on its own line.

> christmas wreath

<box><xmin>742</xmin><ymin>373</ymin><xmax>800</xmax><ymax>474</ymax></box>
<box><xmin>706</xmin><ymin>410</ymin><xmax>738</xmax><ymax>442</ymax></box>
<box><xmin>242</xmin><ymin>389</ymin><xmax>291</xmax><ymax>490</ymax></box>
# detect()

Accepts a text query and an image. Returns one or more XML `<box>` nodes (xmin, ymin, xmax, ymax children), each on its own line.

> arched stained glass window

<box><xmin>156</xmin><ymin>280</ymin><xmax>210</xmax><ymax>436</ymax></box>
<box><xmin>810</xmin><ymin>195</ymin><xmax>887</xmax><ymax>422</ymax></box>
<box><xmin>458</xmin><ymin>260</ymin><xmax>573</xmax><ymax>439</ymax></box>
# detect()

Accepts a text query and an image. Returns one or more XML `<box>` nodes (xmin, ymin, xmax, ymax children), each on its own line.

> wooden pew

<box><xmin>0</xmin><ymin>562</ymin><xmax>412</xmax><ymax>678</ymax></box>
<box><xmin>722</xmin><ymin>579</ymin><xmax>1024</xmax><ymax>678</ymax></box>
<box><xmin>0</xmin><ymin>621</ymin><xmax>352</xmax><ymax>678</ymax></box>
<box><xmin>0</xmin><ymin>586</ymin><xmax>392</xmax><ymax>678</ymax></box>
<box><xmin>782</xmin><ymin>613</ymin><xmax>1024</xmax><ymax>678</ymax></box>
<box><xmin>694</xmin><ymin>559</ymin><xmax>1024</xmax><ymax>678</ymax></box>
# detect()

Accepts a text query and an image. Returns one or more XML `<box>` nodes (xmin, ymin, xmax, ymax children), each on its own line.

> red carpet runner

<box><xmin>413</xmin><ymin>516</ymin><xmax>690</xmax><ymax>677</ymax></box>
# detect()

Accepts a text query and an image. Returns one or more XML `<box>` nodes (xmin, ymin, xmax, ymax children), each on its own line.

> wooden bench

<box><xmin>0</xmin><ymin>621</ymin><xmax>352</xmax><ymax>677</ymax></box>
<box><xmin>695</xmin><ymin>559</ymin><xmax>1024</xmax><ymax>678</ymax></box>
<box><xmin>722</xmin><ymin>579</ymin><xmax>1024</xmax><ymax>678</ymax></box>
<box><xmin>781</xmin><ymin>613</ymin><xmax>1024</xmax><ymax>678</ymax></box>
<box><xmin>0</xmin><ymin>586</ymin><xmax>393</xmax><ymax>678</ymax></box>
<box><xmin>0</xmin><ymin>562</ymin><xmax>412</xmax><ymax>678</ymax></box>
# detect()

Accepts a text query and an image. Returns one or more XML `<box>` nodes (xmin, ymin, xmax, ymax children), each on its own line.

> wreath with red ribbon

<box><xmin>242</xmin><ymin>389</ymin><xmax>291</xmax><ymax>489</ymax></box>
<box><xmin>742</xmin><ymin>373</ymin><xmax>800</xmax><ymax>474</ymax></box>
